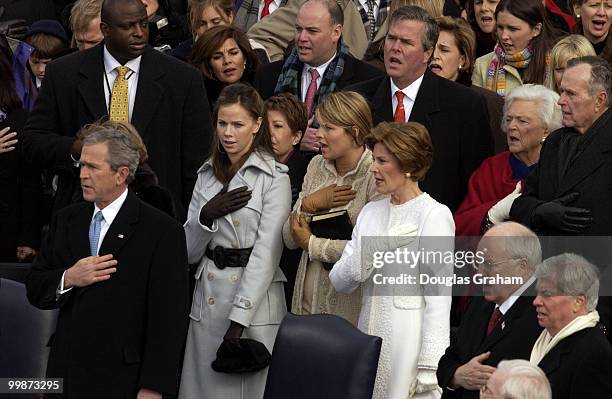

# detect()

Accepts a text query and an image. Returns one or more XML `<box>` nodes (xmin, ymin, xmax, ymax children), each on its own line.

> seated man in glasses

<box><xmin>437</xmin><ymin>222</ymin><xmax>543</xmax><ymax>399</ymax></box>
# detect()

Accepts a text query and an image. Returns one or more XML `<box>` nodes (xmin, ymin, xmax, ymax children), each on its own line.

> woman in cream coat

<box><xmin>330</xmin><ymin>122</ymin><xmax>453</xmax><ymax>399</ymax></box>
<box><xmin>179</xmin><ymin>84</ymin><xmax>291</xmax><ymax>399</ymax></box>
<box><xmin>283</xmin><ymin>91</ymin><xmax>383</xmax><ymax>325</ymax></box>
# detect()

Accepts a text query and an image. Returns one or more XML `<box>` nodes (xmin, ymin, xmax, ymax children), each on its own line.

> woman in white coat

<box><xmin>179</xmin><ymin>83</ymin><xmax>291</xmax><ymax>399</ymax></box>
<box><xmin>330</xmin><ymin>122</ymin><xmax>454</xmax><ymax>399</ymax></box>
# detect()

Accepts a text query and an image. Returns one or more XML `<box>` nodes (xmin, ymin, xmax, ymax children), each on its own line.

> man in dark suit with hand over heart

<box><xmin>437</xmin><ymin>222</ymin><xmax>543</xmax><ymax>399</ymax></box>
<box><xmin>26</xmin><ymin>125</ymin><xmax>189</xmax><ymax>399</ymax></box>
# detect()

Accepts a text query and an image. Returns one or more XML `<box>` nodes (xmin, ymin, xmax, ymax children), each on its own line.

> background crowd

<box><xmin>3</xmin><ymin>0</ymin><xmax>612</xmax><ymax>398</ymax></box>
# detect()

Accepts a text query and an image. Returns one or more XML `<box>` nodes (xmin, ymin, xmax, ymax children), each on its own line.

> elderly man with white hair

<box><xmin>530</xmin><ymin>253</ymin><xmax>612</xmax><ymax>399</ymax></box>
<box><xmin>438</xmin><ymin>222</ymin><xmax>543</xmax><ymax>399</ymax></box>
<box><xmin>481</xmin><ymin>359</ymin><xmax>551</xmax><ymax>399</ymax></box>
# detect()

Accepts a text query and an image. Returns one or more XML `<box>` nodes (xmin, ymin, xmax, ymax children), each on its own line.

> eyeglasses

<box><xmin>474</xmin><ymin>257</ymin><xmax>524</xmax><ymax>272</ymax></box>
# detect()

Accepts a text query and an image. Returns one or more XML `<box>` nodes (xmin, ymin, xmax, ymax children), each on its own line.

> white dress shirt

<box><xmin>257</xmin><ymin>0</ymin><xmax>282</xmax><ymax>20</ymax></box>
<box><xmin>390</xmin><ymin>74</ymin><xmax>424</xmax><ymax>122</ymax></box>
<box><xmin>300</xmin><ymin>54</ymin><xmax>336</xmax><ymax>102</ymax></box>
<box><xmin>58</xmin><ymin>189</ymin><xmax>129</xmax><ymax>295</ymax></box>
<box><xmin>103</xmin><ymin>46</ymin><xmax>142</xmax><ymax>122</ymax></box>
<box><xmin>498</xmin><ymin>275</ymin><xmax>536</xmax><ymax>315</ymax></box>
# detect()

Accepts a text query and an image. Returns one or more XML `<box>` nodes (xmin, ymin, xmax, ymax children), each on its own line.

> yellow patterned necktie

<box><xmin>109</xmin><ymin>66</ymin><xmax>130</xmax><ymax>122</ymax></box>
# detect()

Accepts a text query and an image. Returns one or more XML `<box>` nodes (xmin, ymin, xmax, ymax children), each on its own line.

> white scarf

<box><xmin>530</xmin><ymin>310</ymin><xmax>600</xmax><ymax>365</ymax></box>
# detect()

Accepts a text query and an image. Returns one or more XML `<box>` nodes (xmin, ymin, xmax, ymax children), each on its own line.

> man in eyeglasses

<box><xmin>437</xmin><ymin>222</ymin><xmax>543</xmax><ymax>399</ymax></box>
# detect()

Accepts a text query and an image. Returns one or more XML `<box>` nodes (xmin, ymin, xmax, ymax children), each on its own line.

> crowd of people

<box><xmin>2</xmin><ymin>0</ymin><xmax>612</xmax><ymax>398</ymax></box>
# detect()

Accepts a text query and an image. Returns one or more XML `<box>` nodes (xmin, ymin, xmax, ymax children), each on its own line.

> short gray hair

<box><xmin>535</xmin><ymin>253</ymin><xmax>600</xmax><ymax>311</ymax></box>
<box><xmin>498</xmin><ymin>359</ymin><xmax>551</xmax><ymax>399</ymax></box>
<box><xmin>82</xmin><ymin>126</ymin><xmax>140</xmax><ymax>184</ymax></box>
<box><xmin>566</xmin><ymin>56</ymin><xmax>612</xmax><ymax>104</ymax></box>
<box><xmin>503</xmin><ymin>84</ymin><xmax>562</xmax><ymax>134</ymax></box>
<box><xmin>388</xmin><ymin>5</ymin><xmax>439</xmax><ymax>51</ymax></box>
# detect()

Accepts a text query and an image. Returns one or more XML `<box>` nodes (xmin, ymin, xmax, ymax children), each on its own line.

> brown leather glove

<box><xmin>301</xmin><ymin>184</ymin><xmax>356</xmax><ymax>213</ymax></box>
<box><xmin>290</xmin><ymin>212</ymin><xmax>312</xmax><ymax>251</ymax></box>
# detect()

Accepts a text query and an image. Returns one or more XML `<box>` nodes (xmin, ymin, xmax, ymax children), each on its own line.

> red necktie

<box><xmin>486</xmin><ymin>307</ymin><xmax>503</xmax><ymax>335</ymax></box>
<box><xmin>261</xmin><ymin>0</ymin><xmax>274</xmax><ymax>19</ymax></box>
<box><xmin>394</xmin><ymin>91</ymin><xmax>405</xmax><ymax>122</ymax></box>
<box><xmin>304</xmin><ymin>68</ymin><xmax>320</xmax><ymax>117</ymax></box>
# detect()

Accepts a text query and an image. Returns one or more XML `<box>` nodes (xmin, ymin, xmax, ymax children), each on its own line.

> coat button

<box><xmin>208</xmin><ymin>297</ymin><xmax>215</xmax><ymax>305</ymax></box>
<box><xmin>232</xmin><ymin>241</ymin><xmax>238</xmax><ymax>249</ymax></box>
<box><xmin>233</xmin><ymin>219</ymin><xmax>240</xmax><ymax>227</ymax></box>
<box><xmin>231</xmin><ymin>275</ymin><xmax>238</xmax><ymax>282</ymax></box>
<box><xmin>207</xmin><ymin>273</ymin><xmax>214</xmax><ymax>281</ymax></box>
<box><xmin>244</xmin><ymin>300</ymin><xmax>251</xmax><ymax>307</ymax></box>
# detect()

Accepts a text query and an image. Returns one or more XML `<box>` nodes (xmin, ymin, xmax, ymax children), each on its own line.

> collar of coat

<box><xmin>198</xmin><ymin>150</ymin><xmax>288</xmax><ymax>176</ymax></box>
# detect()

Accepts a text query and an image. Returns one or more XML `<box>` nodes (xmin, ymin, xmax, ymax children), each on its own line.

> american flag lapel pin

<box><xmin>118</xmin><ymin>234</ymin><xmax>124</xmax><ymax>239</ymax></box>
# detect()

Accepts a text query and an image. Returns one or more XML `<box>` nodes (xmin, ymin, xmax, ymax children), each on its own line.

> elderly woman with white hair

<box><xmin>481</xmin><ymin>359</ymin><xmax>551</xmax><ymax>399</ymax></box>
<box><xmin>454</xmin><ymin>84</ymin><xmax>562</xmax><ymax>235</ymax></box>
<box><xmin>530</xmin><ymin>253</ymin><xmax>612</xmax><ymax>399</ymax></box>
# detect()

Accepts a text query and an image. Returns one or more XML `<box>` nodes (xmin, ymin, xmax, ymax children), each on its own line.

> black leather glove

<box><xmin>532</xmin><ymin>192</ymin><xmax>592</xmax><ymax>234</ymax></box>
<box><xmin>0</xmin><ymin>6</ymin><xmax>27</xmax><ymax>40</ymax></box>
<box><xmin>224</xmin><ymin>321</ymin><xmax>246</xmax><ymax>342</ymax></box>
<box><xmin>199</xmin><ymin>185</ymin><xmax>251</xmax><ymax>227</ymax></box>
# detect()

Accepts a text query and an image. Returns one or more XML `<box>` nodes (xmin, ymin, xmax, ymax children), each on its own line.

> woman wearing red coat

<box><xmin>454</xmin><ymin>84</ymin><xmax>561</xmax><ymax>235</ymax></box>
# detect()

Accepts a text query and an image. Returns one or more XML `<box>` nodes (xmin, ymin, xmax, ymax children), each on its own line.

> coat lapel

<box><xmin>77</xmin><ymin>44</ymin><xmax>107</xmax><ymax>121</ymax></box>
<box><xmin>409</xmin><ymin>69</ymin><xmax>439</xmax><ymax>131</ymax></box>
<box><xmin>131</xmin><ymin>47</ymin><xmax>165</xmax><ymax>138</ymax></box>
<box><xmin>371</xmin><ymin>76</ymin><xmax>393</xmax><ymax>124</ymax></box>
<box><xmin>98</xmin><ymin>191</ymin><xmax>139</xmax><ymax>257</ymax></box>
<box><xmin>69</xmin><ymin>203</ymin><xmax>96</xmax><ymax>260</ymax></box>
<box><xmin>556</xmin><ymin>109</ymin><xmax>612</xmax><ymax>196</ymax></box>
<box><xmin>538</xmin><ymin>333</ymin><xmax>578</xmax><ymax>375</ymax></box>
<box><xmin>479</xmin><ymin>295</ymin><xmax>534</xmax><ymax>351</ymax></box>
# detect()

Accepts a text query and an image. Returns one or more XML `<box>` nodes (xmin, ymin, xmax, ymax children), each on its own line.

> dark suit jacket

<box><xmin>21</xmin><ymin>43</ymin><xmax>212</xmax><ymax>220</ymax></box>
<box><xmin>437</xmin><ymin>292</ymin><xmax>543</xmax><ymax>399</ymax></box>
<box><xmin>346</xmin><ymin>70</ymin><xmax>493</xmax><ymax>212</ymax></box>
<box><xmin>26</xmin><ymin>191</ymin><xmax>189</xmax><ymax>398</ymax></box>
<box><xmin>253</xmin><ymin>54</ymin><xmax>384</xmax><ymax>100</ymax></box>
<box><xmin>538</xmin><ymin>326</ymin><xmax>612</xmax><ymax>399</ymax></box>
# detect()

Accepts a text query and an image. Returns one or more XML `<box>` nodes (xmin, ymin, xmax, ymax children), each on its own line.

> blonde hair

<box><xmin>187</xmin><ymin>0</ymin><xmax>234</xmax><ymax>36</ymax></box>
<box><xmin>315</xmin><ymin>91</ymin><xmax>372</xmax><ymax>146</ymax></box>
<box><xmin>69</xmin><ymin>0</ymin><xmax>102</xmax><ymax>34</ymax></box>
<box><xmin>547</xmin><ymin>35</ymin><xmax>596</xmax><ymax>92</ymax></box>
<box><xmin>365</xmin><ymin>122</ymin><xmax>433</xmax><ymax>182</ymax></box>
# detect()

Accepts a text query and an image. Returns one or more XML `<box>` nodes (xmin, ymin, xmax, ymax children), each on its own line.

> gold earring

<box><xmin>541</xmin><ymin>136</ymin><xmax>547</xmax><ymax>144</ymax></box>
<box><xmin>405</xmin><ymin>172</ymin><xmax>411</xmax><ymax>179</ymax></box>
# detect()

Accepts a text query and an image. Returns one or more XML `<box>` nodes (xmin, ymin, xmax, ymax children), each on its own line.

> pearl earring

<box><xmin>458</xmin><ymin>64</ymin><xmax>463</xmax><ymax>70</ymax></box>
<box><xmin>405</xmin><ymin>172</ymin><xmax>411</xmax><ymax>179</ymax></box>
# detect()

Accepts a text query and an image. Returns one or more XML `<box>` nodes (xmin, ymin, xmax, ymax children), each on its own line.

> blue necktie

<box><xmin>89</xmin><ymin>211</ymin><xmax>104</xmax><ymax>256</ymax></box>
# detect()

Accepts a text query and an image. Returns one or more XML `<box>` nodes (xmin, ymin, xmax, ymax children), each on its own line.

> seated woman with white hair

<box><xmin>454</xmin><ymin>84</ymin><xmax>562</xmax><ymax>235</ymax></box>
<box><xmin>530</xmin><ymin>253</ymin><xmax>612</xmax><ymax>399</ymax></box>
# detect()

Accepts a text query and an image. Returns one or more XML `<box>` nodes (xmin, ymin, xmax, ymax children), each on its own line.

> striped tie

<box><xmin>366</xmin><ymin>0</ymin><xmax>376</xmax><ymax>42</ymax></box>
<box><xmin>109</xmin><ymin>66</ymin><xmax>130</xmax><ymax>122</ymax></box>
<box><xmin>89</xmin><ymin>211</ymin><xmax>104</xmax><ymax>256</ymax></box>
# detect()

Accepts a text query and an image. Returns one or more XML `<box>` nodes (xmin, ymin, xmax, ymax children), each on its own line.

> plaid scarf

<box><xmin>274</xmin><ymin>39</ymin><xmax>350</xmax><ymax>113</ymax></box>
<box><xmin>356</xmin><ymin>0</ymin><xmax>390</xmax><ymax>42</ymax></box>
<box><xmin>486</xmin><ymin>43</ymin><xmax>532</xmax><ymax>97</ymax></box>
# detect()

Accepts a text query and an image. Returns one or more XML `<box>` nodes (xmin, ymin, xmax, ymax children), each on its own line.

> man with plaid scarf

<box><xmin>253</xmin><ymin>0</ymin><xmax>382</xmax><ymax>154</ymax></box>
